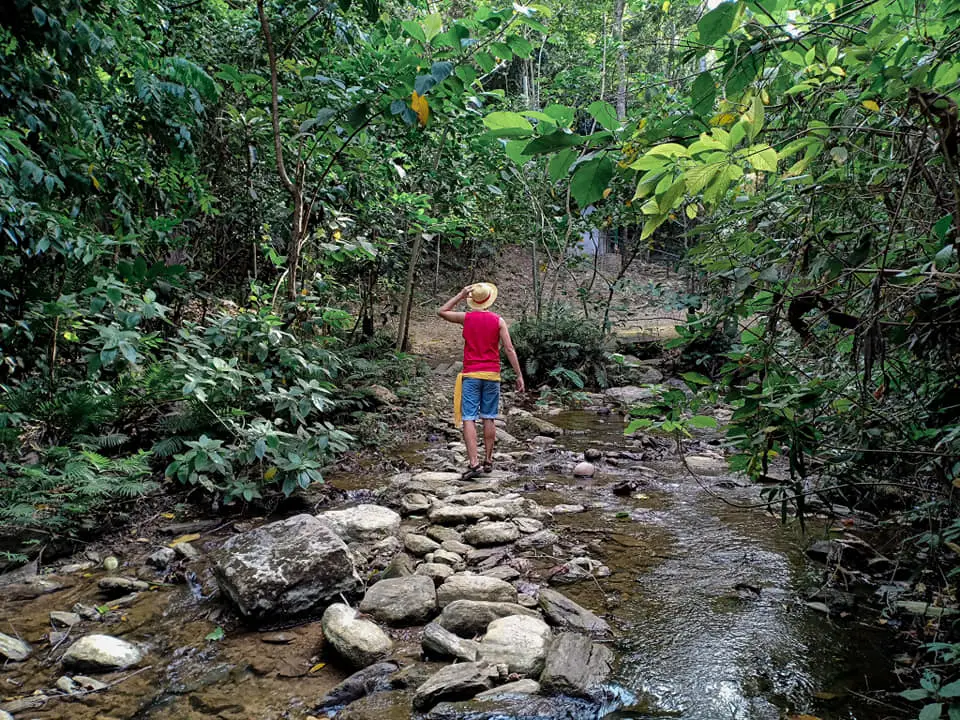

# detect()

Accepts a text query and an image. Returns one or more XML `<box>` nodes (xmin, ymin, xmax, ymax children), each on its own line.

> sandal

<box><xmin>482</xmin><ymin>460</ymin><xmax>493</xmax><ymax>474</ymax></box>
<box><xmin>461</xmin><ymin>464</ymin><xmax>483</xmax><ymax>480</ymax></box>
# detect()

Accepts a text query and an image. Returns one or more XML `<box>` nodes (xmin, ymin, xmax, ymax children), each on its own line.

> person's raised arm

<box><xmin>499</xmin><ymin>318</ymin><xmax>525</xmax><ymax>393</ymax></box>
<box><xmin>437</xmin><ymin>285</ymin><xmax>472</xmax><ymax>324</ymax></box>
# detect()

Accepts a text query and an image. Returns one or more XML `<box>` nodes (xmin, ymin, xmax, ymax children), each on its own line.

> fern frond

<box><xmin>163</xmin><ymin>57</ymin><xmax>219</xmax><ymax>100</ymax></box>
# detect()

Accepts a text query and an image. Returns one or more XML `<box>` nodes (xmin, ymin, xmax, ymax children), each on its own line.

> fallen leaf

<box><xmin>169</xmin><ymin>533</ymin><xmax>201</xmax><ymax>547</ymax></box>
<box><xmin>862</xmin><ymin>99</ymin><xmax>880</xmax><ymax>112</ymax></box>
<box><xmin>309</xmin><ymin>662</ymin><xmax>327</xmax><ymax>675</ymax></box>
<box><xmin>788</xmin><ymin>715</ymin><xmax>823</xmax><ymax>720</ymax></box>
<box><xmin>161</xmin><ymin>512</ymin><xmax>176</xmax><ymax>519</ymax></box>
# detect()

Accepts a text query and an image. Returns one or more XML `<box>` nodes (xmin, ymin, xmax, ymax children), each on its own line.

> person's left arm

<box><xmin>437</xmin><ymin>285</ymin><xmax>471</xmax><ymax>324</ymax></box>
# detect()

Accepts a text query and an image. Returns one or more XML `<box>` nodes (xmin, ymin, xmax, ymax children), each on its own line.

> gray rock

<box><xmin>415</xmin><ymin>563</ymin><xmax>455</xmax><ymax>584</ymax></box>
<box><xmin>531</xmin><ymin>436</ymin><xmax>555</xmax><ymax>445</ymax></box>
<box><xmin>463</xmin><ymin>522</ymin><xmax>520</xmax><ymax>547</ymax></box>
<box><xmin>359</xmin><ymin>576</ymin><xmax>437</xmax><ymax>626</ymax></box>
<box><xmin>512</xmin><ymin>414</ymin><xmax>563</xmax><ymax>437</ymax></box>
<box><xmin>684</xmin><ymin>454</ymin><xmax>727</xmax><ymax>476</ymax></box>
<box><xmin>213</xmin><ymin>514</ymin><xmax>360</xmax><ymax>622</ymax></box>
<box><xmin>367</xmin><ymin>384</ymin><xmax>399</xmax><ymax>405</ymax></box>
<box><xmin>551</xmin><ymin>504</ymin><xmax>585</xmax><ymax>515</ymax></box>
<box><xmin>437</xmin><ymin>600</ymin><xmax>540</xmax><ymax>637</ymax></box>
<box><xmin>72</xmin><ymin>675</ymin><xmax>108</xmax><ymax>691</ymax></box>
<box><xmin>437</xmin><ymin>575</ymin><xmax>518</xmax><ymax>607</ymax></box>
<box><xmin>538</xmin><ymin>589</ymin><xmax>610</xmax><ymax>635</ymax></box>
<box><xmin>337</xmin><ymin>690</ymin><xmax>414</xmax><ymax>720</ymax></box>
<box><xmin>0</xmin><ymin>632</ymin><xmax>31</xmax><ymax>662</ymax></box>
<box><xmin>401</xmin><ymin>493</ymin><xmax>433</xmax><ymax>515</ymax></box>
<box><xmin>56</xmin><ymin>676</ymin><xmax>80</xmax><ymax>694</ymax></box>
<box><xmin>146</xmin><ymin>547</ymin><xmax>177</xmax><ymax>569</ymax></box>
<box><xmin>427</xmin><ymin>526</ymin><xmax>463</xmax><ymax>543</ymax></box>
<box><xmin>413</xmin><ymin>661</ymin><xmax>500</xmax><ymax>710</ymax></box>
<box><xmin>447</xmin><ymin>491</ymin><xmax>500</xmax><ymax>505</ymax></box>
<box><xmin>513</xmin><ymin>518</ymin><xmax>543</xmax><ymax>534</ymax></box>
<box><xmin>404</xmin><ymin>534</ymin><xmax>441</xmax><ymax>556</ymax></box>
<box><xmin>0</xmin><ymin>697</ymin><xmax>48</xmax><ymax>714</ymax></box>
<box><xmin>441</xmin><ymin>540</ymin><xmax>474</xmax><ymax>555</ymax></box>
<box><xmin>98</xmin><ymin>576</ymin><xmax>149</xmax><ymax>594</ymax></box>
<box><xmin>433</xmin><ymin>549</ymin><xmax>464</xmax><ymax>568</ymax></box>
<box><xmin>380</xmin><ymin>553</ymin><xmax>416</xmax><ymax>580</ymax></box>
<box><xmin>475</xmin><ymin>679</ymin><xmax>541</xmax><ymax>699</ymax></box>
<box><xmin>50</xmin><ymin>611</ymin><xmax>82</xmax><ymax>628</ymax></box>
<box><xmin>603</xmin><ymin>385</ymin><xmax>656</xmax><ymax>406</ymax></box>
<box><xmin>573</xmin><ymin>461</ymin><xmax>595</xmax><ymax>477</ymax></box>
<box><xmin>429</xmin><ymin>505</ymin><xmax>501</xmax><ymax>525</ymax></box>
<box><xmin>480</xmin><ymin>566</ymin><xmax>520</xmax><ymax>582</ymax></box>
<box><xmin>516</xmin><ymin>530</ymin><xmax>559</xmax><ymax>549</ymax></box>
<box><xmin>62</xmin><ymin>634</ymin><xmax>143</xmax><ymax>672</ymax></box>
<box><xmin>539</xmin><ymin>633</ymin><xmax>614</xmax><ymax>699</ymax></box>
<box><xmin>174</xmin><ymin>542</ymin><xmax>201</xmax><ymax>561</ymax></box>
<box><xmin>316</xmin><ymin>661</ymin><xmax>399</xmax><ymax>710</ymax></box>
<box><xmin>72</xmin><ymin>603</ymin><xmax>101</xmax><ymax>621</ymax></box>
<box><xmin>480</xmin><ymin>495</ymin><xmax>545</xmax><ymax>519</ymax></box>
<box><xmin>478</xmin><ymin>615</ymin><xmax>551</xmax><ymax>675</ymax></box>
<box><xmin>425</xmin><ymin>695</ymin><xmax>593</xmax><ymax>720</ymax></box>
<box><xmin>321</xmin><ymin>603</ymin><xmax>393</xmax><ymax>669</ymax></box>
<box><xmin>320</xmin><ymin>504</ymin><xmax>401</xmax><ymax>544</ymax></box>
<box><xmin>584</xmin><ymin>448</ymin><xmax>603</xmax><ymax>462</ymax></box>
<box><xmin>496</xmin><ymin>428</ymin><xmax>519</xmax><ymax>445</ymax></box>
<box><xmin>422</xmin><ymin>621</ymin><xmax>480</xmax><ymax>661</ymax></box>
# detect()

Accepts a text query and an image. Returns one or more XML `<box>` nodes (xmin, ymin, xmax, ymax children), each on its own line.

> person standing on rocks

<box><xmin>438</xmin><ymin>283</ymin><xmax>525</xmax><ymax>479</ymax></box>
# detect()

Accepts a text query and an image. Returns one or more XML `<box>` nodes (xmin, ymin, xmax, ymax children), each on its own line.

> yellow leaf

<box><xmin>309</xmin><ymin>662</ymin><xmax>327</xmax><ymax>674</ymax></box>
<box><xmin>661</xmin><ymin>0</ymin><xmax>670</xmax><ymax>11</ymax></box>
<box><xmin>411</xmin><ymin>91</ymin><xmax>429</xmax><ymax>127</ymax></box>
<box><xmin>685</xmin><ymin>204</ymin><xmax>698</xmax><ymax>219</ymax></box>
<box><xmin>947</xmin><ymin>542</ymin><xmax>960</xmax><ymax>555</ymax></box>
<box><xmin>862</xmin><ymin>100</ymin><xmax>880</xmax><ymax>112</ymax></box>
<box><xmin>712</xmin><ymin>112</ymin><xmax>737</xmax><ymax>127</ymax></box>
<box><xmin>602</xmin><ymin>188</ymin><xmax>613</xmax><ymax>199</ymax></box>
<box><xmin>264</xmin><ymin>466</ymin><xmax>278</xmax><ymax>481</ymax></box>
<box><xmin>169</xmin><ymin>533</ymin><xmax>201</xmax><ymax>547</ymax></box>
<box><xmin>161</xmin><ymin>512</ymin><xmax>175</xmax><ymax>519</ymax></box>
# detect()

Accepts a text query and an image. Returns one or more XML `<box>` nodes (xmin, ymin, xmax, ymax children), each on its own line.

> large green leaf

<box><xmin>587</xmin><ymin>100</ymin><xmax>620</xmax><ymax>131</ymax></box>
<box><xmin>690</xmin><ymin>71</ymin><xmax>716</xmax><ymax>116</ymax></box>
<box><xmin>698</xmin><ymin>2</ymin><xmax>739</xmax><ymax>45</ymax></box>
<box><xmin>521</xmin><ymin>130</ymin><xmax>585</xmax><ymax>155</ymax></box>
<box><xmin>570</xmin><ymin>157</ymin><xmax>613</xmax><ymax>206</ymax></box>
<box><xmin>505</xmin><ymin>140</ymin><xmax>532</xmax><ymax>165</ymax></box>
<box><xmin>745</xmin><ymin>144</ymin><xmax>778</xmax><ymax>171</ymax></box>
<box><xmin>543</xmin><ymin>104</ymin><xmax>574</xmax><ymax>127</ymax></box>
<box><xmin>548</xmin><ymin>148</ymin><xmax>578</xmax><ymax>183</ymax></box>
<box><xmin>483</xmin><ymin>111</ymin><xmax>533</xmax><ymax>137</ymax></box>
<box><xmin>401</xmin><ymin>21</ymin><xmax>426</xmax><ymax>43</ymax></box>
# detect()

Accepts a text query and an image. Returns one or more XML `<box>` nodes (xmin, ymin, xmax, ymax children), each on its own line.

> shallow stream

<box><xmin>0</xmin><ymin>410</ymin><xmax>898</xmax><ymax>720</ymax></box>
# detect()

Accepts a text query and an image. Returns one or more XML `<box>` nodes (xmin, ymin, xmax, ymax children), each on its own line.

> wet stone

<box><xmin>321</xmin><ymin>603</ymin><xmax>393</xmax><ymax>669</ymax></box>
<box><xmin>463</xmin><ymin>521</ymin><xmax>520</xmax><ymax>547</ymax></box>
<box><xmin>427</xmin><ymin>526</ymin><xmax>463</xmax><ymax>544</ymax></box>
<box><xmin>422</xmin><ymin>621</ymin><xmax>480</xmax><ymax>662</ymax></box>
<box><xmin>50</xmin><ymin>611</ymin><xmax>82</xmax><ymax>628</ymax></box>
<box><xmin>317</xmin><ymin>661</ymin><xmax>399</xmax><ymax>710</ymax></box>
<box><xmin>478</xmin><ymin>615</ymin><xmax>552</xmax><ymax>676</ymax></box>
<box><xmin>0</xmin><ymin>632</ymin><xmax>32</xmax><ymax>662</ymax></box>
<box><xmin>416</xmin><ymin>563</ymin><xmax>455</xmax><ymax>585</ymax></box>
<box><xmin>380</xmin><ymin>553</ymin><xmax>415</xmax><ymax>580</ymax></box>
<box><xmin>174</xmin><ymin>542</ymin><xmax>201</xmax><ymax>561</ymax></box>
<box><xmin>573</xmin><ymin>461</ymin><xmax>596</xmax><ymax>477</ymax></box>
<box><xmin>433</xmin><ymin>549</ymin><xmax>465</xmax><ymax>568</ymax></box>
<box><xmin>147</xmin><ymin>547</ymin><xmax>177</xmax><ymax>569</ymax></box>
<box><xmin>437</xmin><ymin>575</ymin><xmax>518</xmax><ymax>607</ymax></box>
<box><xmin>475</xmin><ymin>679</ymin><xmax>541</xmax><ymax>699</ymax></box>
<box><xmin>73</xmin><ymin>676</ymin><xmax>108</xmax><ymax>691</ymax></box>
<box><xmin>467</xmin><ymin>548</ymin><xmax>508</xmax><ymax>567</ymax></box>
<box><xmin>538</xmin><ymin>588</ymin><xmax>610</xmax><ymax>636</ymax></box>
<box><xmin>513</xmin><ymin>518</ymin><xmax>543</xmax><ymax>534</ymax></box>
<box><xmin>441</xmin><ymin>540</ymin><xmax>474</xmax><ymax>556</ymax></box>
<box><xmin>552</xmin><ymin>504</ymin><xmax>585</xmax><ymax>515</ymax></box>
<box><xmin>404</xmin><ymin>533</ymin><xmax>441</xmax><ymax>556</ymax></box>
<box><xmin>359</xmin><ymin>575</ymin><xmax>438</xmax><ymax>626</ymax></box>
<box><xmin>539</xmin><ymin>632</ymin><xmax>614</xmax><ymax>700</ymax></box>
<box><xmin>438</xmin><ymin>600</ymin><xmax>541</xmax><ymax>637</ymax></box>
<box><xmin>516</xmin><ymin>530</ymin><xmax>560</xmax><ymax>550</ymax></box>
<box><xmin>401</xmin><ymin>493</ymin><xmax>433</xmax><ymax>515</ymax></box>
<box><xmin>55</xmin><ymin>676</ymin><xmax>80</xmax><ymax>694</ymax></box>
<box><xmin>413</xmin><ymin>661</ymin><xmax>500</xmax><ymax>711</ymax></box>
<box><xmin>98</xmin><ymin>576</ymin><xmax>149</xmax><ymax>594</ymax></box>
<box><xmin>62</xmin><ymin>634</ymin><xmax>143</xmax><ymax>672</ymax></box>
<box><xmin>480</xmin><ymin>566</ymin><xmax>520</xmax><ymax>582</ymax></box>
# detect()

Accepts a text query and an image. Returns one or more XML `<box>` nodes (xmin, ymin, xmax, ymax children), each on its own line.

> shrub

<box><xmin>509</xmin><ymin>305</ymin><xmax>608</xmax><ymax>390</ymax></box>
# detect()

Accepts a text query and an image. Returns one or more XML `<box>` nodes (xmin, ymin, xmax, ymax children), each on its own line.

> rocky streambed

<box><xmin>0</xmin><ymin>395</ymin><xmax>898</xmax><ymax>720</ymax></box>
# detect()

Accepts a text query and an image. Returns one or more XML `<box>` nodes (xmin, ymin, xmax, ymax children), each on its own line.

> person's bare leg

<box><xmin>482</xmin><ymin>419</ymin><xmax>496</xmax><ymax>464</ymax></box>
<box><xmin>463</xmin><ymin>420</ymin><xmax>479</xmax><ymax>467</ymax></box>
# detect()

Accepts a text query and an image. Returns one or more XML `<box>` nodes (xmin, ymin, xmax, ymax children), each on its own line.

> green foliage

<box><xmin>509</xmin><ymin>305</ymin><xmax>609</xmax><ymax>389</ymax></box>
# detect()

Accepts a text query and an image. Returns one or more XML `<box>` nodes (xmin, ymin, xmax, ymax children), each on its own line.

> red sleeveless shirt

<box><xmin>462</xmin><ymin>311</ymin><xmax>501</xmax><ymax>373</ymax></box>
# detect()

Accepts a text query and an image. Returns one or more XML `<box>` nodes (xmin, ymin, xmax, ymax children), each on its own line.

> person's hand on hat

<box><xmin>460</xmin><ymin>284</ymin><xmax>474</xmax><ymax>300</ymax></box>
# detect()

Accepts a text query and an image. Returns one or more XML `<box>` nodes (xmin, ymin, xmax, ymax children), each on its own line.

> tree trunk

<box><xmin>396</xmin><ymin>232</ymin><xmax>426</xmax><ymax>352</ymax></box>
<box><xmin>613</xmin><ymin>0</ymin><xmax>627</xmax><ymax>121</ymax></box>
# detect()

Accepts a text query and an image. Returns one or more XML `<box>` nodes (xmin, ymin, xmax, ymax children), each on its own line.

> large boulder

<box><xmin>0</xmin><ymin>633</ymin><xmax>31</xmax><ymax>662</ymax></box>
<box><xmin>478</xmin><ymin>615</ymin><xmax>552</xmax><ymax>676</ymax></box>
<box><xmin>539</xmin><ymin>633</ymin><xmax>613</xmax><ymax>700</ymax></box>
<box><xmin>437</xmin><ymin>575</ymin><xmax>517</xmax><ymax>608</ymax></box>
<box><xmin>61</xmin><ymin>635</ymin><xmax>143</xmax><ymax>672</ymax></box>
<box><xmin>603</xmin><ymin>385</ymin><xmax>655</xmax><ymax>407</ymax></box>
<box><xmin>213</xmin><ymin>514</ymin><xmax>360</xmax><ymax>622</ymax></box>
<box><xmin>321</xmin><ymin>603</ymin><xmax>393</xmax><ymax>669</ymax></box>
<box><xmin>422</xmin><ymin>622</ymin><xmax>480</xmax><ymax>661</ymax></box>
<box><xmin>359</xmin><ymin>576</ymin><xmax>437</xmax><ymax>626</ymax></box>
<box><xmin>413</xmin><ymin>662</ymin><xmax>500</xmax><ymax>711</ymax></box>
<box><xmin>437</xmin><ymin>600</ymin><xmax>540</xmax><ymax>637</ymax></box>
<box><xmin>426</xmin><ymin>694</ymin><xmax>594</xmax><ymax>720</ymax></box>
<box><xmin>510</xmin><ymin>413</ymin><xmax>563</xmax><ymax>437</ymax></box>
<box><xmin>319</xmin><ymin>505</ymin><xmax>401</xmax><ymax>544</ymax></box>
<box><xmin>538</xmin><ymin>589</ymin><xmax>610</xmax><ymax>635</ymax></box>
<box><xmin>462</xmin><ymin>522</ymin><xmax>520</xmax><ymax>547</ymax></box>
<box><xmin>316</xmin><ymin>661</ymin><xmax>399</xmax><ymax>711</ymax></box>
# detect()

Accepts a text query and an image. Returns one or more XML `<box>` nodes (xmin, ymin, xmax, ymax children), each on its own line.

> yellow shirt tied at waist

<box><xmin>453</xmin><ymin>371</ymin><xmax>501</xmax><ymax>426</ymax></box>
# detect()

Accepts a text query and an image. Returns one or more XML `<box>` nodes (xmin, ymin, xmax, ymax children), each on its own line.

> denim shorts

<box><xmin>461</xmin><ymin>378</ymin><xmax>500</xmax><ymax>422</ymax></box>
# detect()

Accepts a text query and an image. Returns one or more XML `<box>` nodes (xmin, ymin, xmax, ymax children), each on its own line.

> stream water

<box><xmin>0</xmin><ymin>410</ymin><xmax>899</xmax><ymax>720</ymax></box>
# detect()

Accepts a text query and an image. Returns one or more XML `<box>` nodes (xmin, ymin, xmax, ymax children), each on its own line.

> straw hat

<box><xmin>467</xmin><ymin>282</ymin><xmax>498</xmax><ymax>310</ymax></box>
